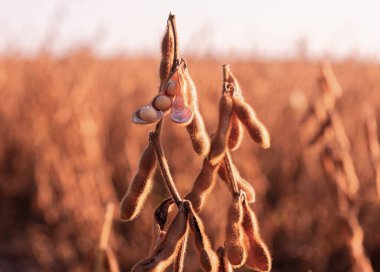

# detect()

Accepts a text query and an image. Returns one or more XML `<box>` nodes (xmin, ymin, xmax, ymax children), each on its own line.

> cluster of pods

<box><xmin>120</xmin><ymin>14</ymin><xmax>272</xmax><ymax>272</ymax></box>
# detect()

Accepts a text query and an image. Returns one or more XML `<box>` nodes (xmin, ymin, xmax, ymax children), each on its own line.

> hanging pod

<box><xmin>170</xmin><ymin>94</ymin><xmax>193</xmax><ymax>125</ymax></box>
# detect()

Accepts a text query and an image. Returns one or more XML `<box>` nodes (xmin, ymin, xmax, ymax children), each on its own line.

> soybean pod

<box><xmin>120</xmin><ymin>142</ymin><xmax>157</xmax><ymax>221</ymax></box>
<box><xmin>233</xmin><ymin>96</ymin><xmax>270</xmax><ymax>149</ymax></box>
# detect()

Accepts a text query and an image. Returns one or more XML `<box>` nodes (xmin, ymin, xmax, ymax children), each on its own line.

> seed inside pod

<box><xmin>140</xmin><ymin>105</ymin><xmax>158</xmax><ymax>122</ymax></box>
<box><xmin>166</xmin><ymin>79</ymin><xmax>179</xmax><ymax>96</ymax></box>
<box><xmin>153</xmin><ymin>94</ymin><xmax>172</xmax><ymax>111</ymax></box>
<box><xmin>171</xmin><ymin>95</ymin><xmax>193</xmax><ymax>125</ymax></box>
<box><xmin>165</xmin><ymin>71</ymin><xmax>181</xmax><ymax>96</ymax></box>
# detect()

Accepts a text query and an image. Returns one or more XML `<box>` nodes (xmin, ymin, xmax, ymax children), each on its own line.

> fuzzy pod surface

<box><xmin>160</xmin><ymin>17</ymin><xmax>175</xmax><ymax>85</ymax></box>
<box><xmin>189</xmin><ymin>207</ymin><xmax>219</xmax><ymax>272</ymax></box>
<box><xmin>131</xmin><ymin>201</ymin><xmax>190</xmax><ymax>272</ymax></box>
<box><xmin>242</xmin><ymin>199</ymin><xmax>272</xmax><ymax>272</ymax></box>
<box><xmin>209</xmin><ymin>92</ymin><xmax>234</xmax><ymax>165</ymax></box>
<box><xmin>186</xmin><ymin>159</ymin><xmax>219</xmax><ymax>212</ymax></box>
<box><xmin>225</xmin><ymin>195</ymin><xmax>247</xmax><ymax>268</ymax></box>
<box><xmin>183</xmin><ymin>69</ymin><xmax>210</xmax><ymax>157</ymax></box>
<box><xmin>120</xmin><ymin>142</ymin><xmax>157</xmax><ymax>221</ymax></box>
<box><xmin>233</xmin><ymin>96</ymin><xmax>270</xmax><ymax>149</ymax></box>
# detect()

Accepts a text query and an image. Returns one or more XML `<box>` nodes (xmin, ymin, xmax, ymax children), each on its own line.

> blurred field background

<box><xmin>1</xmin><ymin>51</ymin><xmax>380</xmax><ymax>271</ymax></box>
<box><xmin>2</xmin><ymin>1</ymin><xmax>380</xmax><ymax>272</ymax></box>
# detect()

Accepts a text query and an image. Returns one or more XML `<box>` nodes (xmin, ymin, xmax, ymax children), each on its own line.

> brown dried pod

<box><xmin>233</xmin><ymin>95</ymin><xmax>270</xmax><ymax>149</ymax></box>
<box><xmin>216</xmin><ymin>247</ymin><xmax>233</xmax><ymax>272</ymax></box>
<box><xmin>242</xmin><ymin>198</ymin><xmax>271</xmax><ymax>272</ymax></box>
<box><xmin>172</xmin><ymin>231</ymin><xmax>189</xmax><ymax>272</ymax></box>
<box><xmin>185</xmin><ymin>159</ymin><xmax>219</xmax><ymax>212</ymax></box>
<box><xmin>131</xmin><ymin>201</ymin><xmax>190</xmax><ymax>272</ymax></box>
<box><xmin>183</xmin><ymin>67</ymin><xmax>211</xmax><ymax>157</ymax></box>
<box><xmin>225</xmin><ymin>194</ymin><xmax>247</xmax><ymax>268</ymax></box>
<box><xmin>227</xmin><ymin>72</ymin><xmax>244</xmax><ymax>151</ymax></box>
<box><xmin>209</xmin><ymin>91</ymin><xmax>234</xmax><ymax>165</ymax></box>
<box><xmin>218</xmin><ymin>160</ymin><xmax>256</xmax><ymax>203</ymax></box>
<box><xmin>237</xmin><ymin>177</ymin><xmax>256</xmax><ymax>204</ymax></box>
<box><xmin>160</xmin><ymin>16</ymin><xmax>175</xmax><ymax>85</ymax></box>
<box><xmin>189</xmin><ymin>206</ymin><xmax>219</xmax><ymax>272</ymax></box>
<box><xmin>186</xmin><ymin>110</ymin><xmax>211</xmax><ymax>157</ymax></box>
<box><xmin>120</xmin><ymin>142</ymin><xmax>157</xmax><ymax>221</ymax></box>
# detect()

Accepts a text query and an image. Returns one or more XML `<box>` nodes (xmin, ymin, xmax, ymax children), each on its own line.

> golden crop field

<box><xmin>1</xmin><ymin>26</ymin><xmax>380</xmax><ymax>271</ymax></box>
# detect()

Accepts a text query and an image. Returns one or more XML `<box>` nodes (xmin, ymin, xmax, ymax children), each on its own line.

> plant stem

<box><xmin>150</xmin><ymin>131</ymin><xmax>183</xmax><ymax>207</ymax></box>
<box><xmin>223</xmin><ymin>64</ymin><xmax>230</xmax><ymax>82</ymax></box>
<box><xmin>95</xmin><ymin>203</ymin><xmax>115</xmax><ymax>272</ymax></box>
<box><xmin>149</xmin><ymin>14</ymin><xmax>183</xmax><ymax>207</ymax></box>
<box><xmin>224</xmin><ymin>151</ymin><xmax>240</xmax><ymax>196</ymax></box>
<box><xmin>221</xmin><ymin>64</ymin><xmax>239</xmax><ymax>196</ymax></box>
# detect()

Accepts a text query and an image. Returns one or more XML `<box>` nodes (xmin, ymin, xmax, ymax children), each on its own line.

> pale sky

<box><xmin>0</xmin><ymin>0</ymin><xmax>379</xmax><ymax>59</ymax></box>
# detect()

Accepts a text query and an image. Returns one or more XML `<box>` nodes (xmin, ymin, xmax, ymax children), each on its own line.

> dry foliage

<box><xmin>1</xmin><ymin>14</ymin><xmax>380</xmax><ymax>272</ymax></box>
<box><xmin>302</xmin><ymin>63</ymin><xmax>374</xmax><ymax>272</ymax></box>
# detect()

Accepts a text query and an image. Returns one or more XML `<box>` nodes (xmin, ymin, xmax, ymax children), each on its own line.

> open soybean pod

<box><xmin>227</xmin><ymin>71</ymin><xmax>244</xmax><ymax>151</ymax></box>
<box><xmin>163</xmin><ymin>62</ymin><xmax>194</xmax><ymax>126</ymax></box>
<box><xmin>131</xmin><ymin>201</ymin><xmax>190</xmax><ymax>272</ymax></box>
<box><xmin>188</xmin><ymin>205</ymin><xmax>219</xmax><ymax>272</ymax></box>
<box><xmin>216</xmin><ymin>247</ymin><xmax>233</xmax><ymax>272</ymax></box>
<box><xmin>185</xmin><ymin>159</ymin><xmax>219</xmax><ymax>212</ymax></box>
<box><xmin>242</xmin><ymin>198</ymin><xmax>271</xmax><ymax>272</ymax></box>
<box><xmin>218</xmin><ymin>160</ymin><xmax>256</xmax><ymax>203</ymax></box>
<box><xmin>225</xmin><ymin>193</ymin><xmax>247</xmax><ymax>268</ymax></box>
<box><xmin>120</xmin><ymin>142</ymin><xmax>157</xmax><ymax>221</ymax></box>
<box><xmin>183</xmin><ymin>68</ymin><xmax>210</xmax><ymax>157</ymax></box>
<box><xmin>209</xmin><ymin>91</ymin><xmax>234</xmax><ymax>165</ymax></box>
<box><xmin>232</xmin><ymin>95</ymin><xmax>270</xmax><ymax>149</ymax></box>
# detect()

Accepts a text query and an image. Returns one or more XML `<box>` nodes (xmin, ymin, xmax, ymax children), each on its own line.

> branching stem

<box><xmin>224</xmin><ymin>151</ymin><xmax>240</xmax><ymax>196</ymax></box>
<box><xmin>150</xmin><ymin>131</ymin><xmax>182</xmax><ymax>207</ymax></box>
<box><xmin>149</xmin><ymin>14</ymin><xmax>183</xmax><ymax>208</ymax></box>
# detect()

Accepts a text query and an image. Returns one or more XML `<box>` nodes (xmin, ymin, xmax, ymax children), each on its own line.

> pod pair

<box><xmin>224</xmin><ymin>69</ymin><xmax>271</xmax><ymax>151</ymax></box>
<box><xmin>225</xmin><ymin>193</ymin><xmax>271</xmax><ymax>271</ymax></box>
<box><xmin>133</xmin><ymin>200</ymin><xmax>219</xmax><ymax>272</ymax></box>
